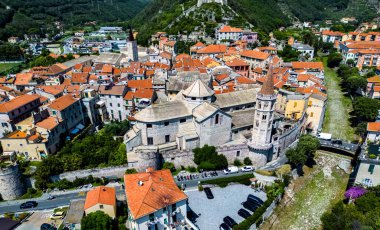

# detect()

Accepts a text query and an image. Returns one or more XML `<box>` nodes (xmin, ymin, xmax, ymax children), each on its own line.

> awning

<box><xmin>76</xmin><ymin>123</ymin><xmax>85</xmax><ymax>130</ymax></box>
<box><xmin>70</xmin><ymin>128</ymin><xmax>80</xmax><ymax>135</ymax></box>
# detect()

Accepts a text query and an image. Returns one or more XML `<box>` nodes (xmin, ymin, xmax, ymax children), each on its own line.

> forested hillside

<box><xmin>0</xmin><ymin>0</ymin><xmax>148</xmax><ymax>41</ymax></box>
<box><xmin>132</xmin><ymin>0</ymin><xmax>378</xmax><ymax>44</ymax></box>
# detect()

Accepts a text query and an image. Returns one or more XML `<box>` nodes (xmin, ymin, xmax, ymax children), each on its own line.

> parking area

<box><xmin>186</xmin><ymin>184</ymin><xmax>267</xmax><ymax>230</ymax></box>
<box><xmin>16</xmin><ymin>210</ymin><xmax>63</xmax><ymax>230</ymax></box>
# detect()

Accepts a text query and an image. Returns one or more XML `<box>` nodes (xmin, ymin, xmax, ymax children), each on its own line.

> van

<box><xmin>223</xmin><ymin>166</ymin><xmax>238</xmax><ymax>174</ymax></box>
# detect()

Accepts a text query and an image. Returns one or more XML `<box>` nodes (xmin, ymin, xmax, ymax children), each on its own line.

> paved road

<box><xmin>0</xmin><ymin>170</ymin><xmax>255</xmax><ymax>214</ymax></box>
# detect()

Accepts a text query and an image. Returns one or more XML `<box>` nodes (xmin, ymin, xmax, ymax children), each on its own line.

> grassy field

<box><xmin>321</xmin><ymin>57</ymin><xmax>356</xmax><ymax>141</ymax></box>
<box><xmin>0</xmin><ymin>63</ymin><xmax>19</xmax><ymax>73</ymax></box>
<box><xmin>261</xmin><ymin>152</ymin><xmax>350</xmax><ymax>230</ymax></box>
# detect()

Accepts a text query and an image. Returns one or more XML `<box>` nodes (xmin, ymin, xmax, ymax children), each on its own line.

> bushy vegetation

<box><xmin>81</xmin><ymin>211</ymin><xmax>113</xmax><ymax>230</ymax></box>
<box><xmin>50</xmin><ymin>175</ymin><xmax>108</xmax><ymax>190</ymax></box>
<box><xmin>0</xmin><ymin>0</ymin><xmax>148</xmax><ymax>41</ymax></box>
<box><xmin>193</xmin><ymin>145</ymin><xmax>228</xmax><ymax>171</ymax></box>
<box><xmin>321</xmin><ymin>185</ymin><xmax>380</xmax><ymax>230</ymax></box>
<box><xmin>286</xmin><ymin>135</ymin><xmax>320</xmax><ymax>172</ymax></box>
<box><xmin>201</xmin><ymin>173</ymin><xmax>254</xmax><ymax>187</ymax></box>
<box><xmin>34</xmin><ymin>121</ymin><xmax>129</xmax><ymax>190</ymax></box>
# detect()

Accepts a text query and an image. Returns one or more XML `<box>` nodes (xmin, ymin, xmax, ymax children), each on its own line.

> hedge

<box><xmin>233</xmin><ymin>197</ymin><xmax>275</xmax><ymax>230</ymax></box>
<box><xmin>201</xmin><ymin>174</ymin><xmax>254</xmax><ymax>187</ymax></box>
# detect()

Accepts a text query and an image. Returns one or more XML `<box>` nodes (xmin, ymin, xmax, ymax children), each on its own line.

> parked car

<box><xmin>204</xmin><ymin>187</ymin><xmax>214</xmax><ymax>199</ymax></box>
<box><xmin>247</xmin><ymin>194</ymin><xmax>264</xmax><ymax>205</ymax></box>
<box><xmin>20</xmin><ymin>201</ymin><xmax>38</xmax><ymax>209</ymax></box>
<box><xmin>223</xmin><ymin>166</ymin><xmax>238</xmax><ymax>174</ymax></box>
<box><xmin>41</xmin><ymin>223</ymin><xmax>57</xmax><ymax>230</ymax></box>
<box><xmin>50</xmin><ymin>211</ymin><xmax>65</xmax><ymax>220</ymax></box>
<box><xmin>246</xmin><ymin>198</ymin><xmax>262</xmax><ymax>208</ymax></box>
<box><xmin>47</xmin><ymin>195</ymin><xmax>55</xmax><ymax>200</ymax></box>
<box><xmin>241</xmin><ymin>166</ymin><xmax>254</xmax><ymax>172</ymax></box>
<box><xmin>223</xmin><ymin>216</ymin><xmax>237</xmax><ymax>228</ymax></box>
<box><xmin>219</xmin><ymin>223</ymin><xmax>230</xmax><ymax>230</ymax></box>
<box><xmin>238</xmin><ymin>208</ymin><xmax>251</xmax><ymax>219</ymax></box>
<box><xmin>243</xmin><ymin>201</ymin><xmax>258</xmax><ymax>212</ymax></box>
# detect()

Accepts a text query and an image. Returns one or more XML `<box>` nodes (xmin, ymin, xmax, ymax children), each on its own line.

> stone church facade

<box><xmin>124</xmin><ymin>68</ymin><xmax>307</xmax><ymax>171</ymax></box>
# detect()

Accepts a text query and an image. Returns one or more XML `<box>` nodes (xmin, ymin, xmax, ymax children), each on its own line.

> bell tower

<box><xmin>249</xmin><ymin>61</ymin><xmax>277</xmax><ymax>154</ymax></box>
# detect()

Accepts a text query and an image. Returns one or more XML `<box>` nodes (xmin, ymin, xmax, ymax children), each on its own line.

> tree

<box><xmin>286</xmin><ymin>148</ymin><xmax>307</xmax><ymax>166</ymax></box>
<box><xmin>275</xmin><ymin>164</ymin><xmax>291</xmax><ymax>178</ymax></box>
<box><xmin>243</xmin><ymin>157</ymin><xmax>252</xmax><ymax>165</ymax></box>
<box><xmin>193</xmin><ymin>145</ymin><xmax>228</xmax><ymax>170</ymax></box>
<box><xmin>327</xmin><ymin>52</ymin><xmax>342</xmax><ymax>68</ymax></box>
<box><xmin>352</xmin><ymin>97</ymin><xmax>380</xmax><ymax>123</ymax></box>
<box><xmin>234</xmin><ymin>159</ymin><xmax>243</xmax><ymax>167</ymax></box>
<box><xmin>162</xmin><ymin>162</ymin><xmax>175</xmax><ymax>172</ymax></box>
<box><xmin>345</xmin><ymin>76</ymin><xmax>366</xmax><ymax>95</ymax></box>
<box><xmin>278</xmin><ymin>45</ymin><xmax>300</xmax><ymax>62</ymax></box>
<box><xmin>125</xmin><ymin>168</ymin><xmax>137</xmax><ymax>174</ymax></box>
<box><xmin>81</xmin><ymin>211</ymin><xmax>113</xmax><ymax>230</ymax></box>
<box><xmin>346</xmin><ymin>59</ymin><xmax>355</xmax><ymax>67</ymax></box>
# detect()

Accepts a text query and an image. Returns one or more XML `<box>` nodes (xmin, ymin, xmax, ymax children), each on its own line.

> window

<box><xmin>52</xmin><ymin>111</ymin><xmax>56</xmax><ymax>115</ymax></box>
<box><xmin>164</xmin><ymin>121</ymin><xmax>169</xmax><ymax>126</ymax></box>
<box><xmin>99</xmin><ymin>204</ymin><xmax>104</xmax><ymax>209</ymax></box>
<box><xmin>191</xmin><ymin>97</ymin><xmax>196</xmax><ymax>101</ymax></box>
<box><xmin>215</xmin><ymin>114</ymin><xmax>219</xmax><ymax>124</ymax></box>
<box><xmin>20</xmin><ymin>144</ymin><xmax>23</xmax><ymax>146</ymax></box>
<box><xmin>180</xmin><ymin>118</ymin><xmax>186</xmax><ymax>123</ymax></box>
<box><xmin>203</xmin><ymin>97</ymin><xmax>207</xmax><ymax>100</ymax></box>
<box><xmin>262</xmin><ymin>115</ymin><xmax>267</xmax><ymax>120</ymax></box>
<box><xmin>165</xmin><ymin>135</ymin><xmax>170</xmax><ymax>143</ymax></box>
<box><xmin>147</xmin><ymin>124</ymin><xmax>152</xmax><ymax>128</ymax></box>
<box><xmin>149</xmin><ymin>213</ymin><xmax>155</xmax><ymax>221</ymax></box>
<box><xmin>117</xmin><ymin>103</ymin><xmax>120</xmax><ymax>107</ymax></box>
<box><xmin>310</xmin><ymin>112</ymin><xmax>314</xmax><ymax>117</ymax></box>
<box><xmin>17</xmin><ymin>126</ymin><xmax>21</xmax><ymax>130</ymax></box>
<box><xmin>369</xmin><ymin>164</ymin><xmax>375</xmax><ymax>174</ymax></box>
<box><xmin>236</xmin><ymin>151</ymin><xmax>240</xmax><ymax>157</ymax></box>
<box><xmin>172</xmin><ymin>203</ymin><xmax>177</xmax><ymax>210</ymax></box>
<box><xmin>308</xmin><ymin>101</ymin><xmax>312</xmax><ymax>107</ymax></box>
<box><xmin>110</xmin><ymin>103</ymin><xmax>113</xmax><ymax>107</ymax></box>
<box><xmin>293</xmin><ymin>102</ymin><xmax>297</xmax><ymax>108</ymax></box>
<box><xmin>147</xmin><ymin>137</ymin><xmax>153</xmax><ymax>145</ymax></box>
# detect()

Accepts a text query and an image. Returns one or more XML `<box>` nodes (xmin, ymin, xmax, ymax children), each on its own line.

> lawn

<box><xmin>0</xmin><ymin>63</ymin><xmax>19</xmax><ymax>73</ymax></box>
<box><xmin>260</xmin><ymin>152</ymin><xmax>351</xmax><ymax>230</ymax></box>
<box><xmin>321</xmin><ymin>57</ymin><xmax>356</xmax><ymax>141</ymax></box>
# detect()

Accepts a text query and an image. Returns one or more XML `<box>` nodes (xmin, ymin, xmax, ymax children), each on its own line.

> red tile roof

<box><xmin>84</xmin><ymin>186</ymin><xmax>116</xmax><ymax>210</ymax></box>
<box><xmin>49</xmin><ymin>94</ymin><xmax>78</xmax><ymax>111</ymax></box>
<box><xmin>124</xmin><ymin>169</ymin><xmax>187</xmax><ymax>220</ymax></box>
<box><xmin>197</xmin><ymin>44</ymin><xmax>227</xmax><ymax>54</ymax></box>
<box><xmin>367</xmin><ymin>122</ymin><xmax>380</xmax><ymax>132</ymax></box>
<box><xmin>240</xmin><ymin>50</ymin><xmax>270</xmax><ymax>60</ymax></box>
<box><xmin>218</xmin><ymin>25</ymin><xmax>242</xmax><ymax>33</ymax></box>
<box><xmin>0</xmin><ymin>94</ymin><xmax>40</xmax><ymax>113</ymax></box>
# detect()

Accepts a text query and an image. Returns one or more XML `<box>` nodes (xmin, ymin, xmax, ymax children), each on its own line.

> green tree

<box><xmin>344</xmin><ymin>76</ymin><xmax>367</xmax><ymax>95</ymax></box>
<box><xmin>81</xmin><ymin>211</ymin><xmax>113</xmax><ymax>230</ymax></box>
<box><xmin>109</xmin><ymin>144</ymin><xmax>127</xmax><ymax>166</ymax></box>
<box><xmin>327</xmin><ymin>52</ymin><xmax>342</xmax><ymax>68</ymax></box>
<box><xmin>286</xmin><ymin>148</ymin><xmax>307</xmax><ymax>166</ymax></box>
<box><xmin>162</xmin><ymin>162</ymin><xmax>175</xmax><ymax>172</ymax></box>
<box><xmin>125</xmin><ymin>168</ymin><xmax>137</xmax><ymax>174</ymax></box>
<box><xmin>234</xmin><ymin>159</ymin><xmax>243</xmax><ymax>167</ymax></box>
<box><xmin>243</xmin><ymin>157</ymin><xmax>252</xmax><ymax>165</ymax></box>
<box><xmin>193</xmin><ymin>145</ymin><xmax>228</xmax><ymax>170</ymax></box>
<box><xmin>353</xmin><ymin>97</ymin><xmax>380</xmax><ymax>123</ymax></box>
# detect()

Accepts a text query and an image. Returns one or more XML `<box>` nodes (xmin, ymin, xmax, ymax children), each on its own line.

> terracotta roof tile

<box><xmin>367</xmin><ymin>122</ymin><xmax>380</xmax><ymax>132</ymax></box>
<box><xmin>292</xmin><ymin>62</ymin><xmax>324</xmax><ymax>71</ymax></box>
<box><xmin>49</xmin><ymin>94</ymin><xmax>78</xmax><ymax>111</ymax></box>
<box><xmin>218</xmin><ymin>25</ymin><xmax>242</xmax><ymax>33</ymax></box>
<box><xmin>0</xmin><ymin>94</ymin><xmax>40</xmax><ymax>113</ymax></box>
<box><xmin>240</xmin><ymin>50</ymin><xmax>270</xmax><ymax>60</ymax></box>
<box><xmin>197</xmin><ymin>44</ymin><xmax>227</xmax><ymax>54</ymax></box>
<box><xmin>124</xmin><ymin>169</ymin><xmax>187</xmax><ymax>220</ymax></box>
<box><xmin>35</xmin><ymin>116</ymin><xmax>62</xmax><ymax>130</ymax></box>
<box><xmin>84</xmin><ymin>186</ymin><xmax>116</xmax><ymax>210</ymax></box>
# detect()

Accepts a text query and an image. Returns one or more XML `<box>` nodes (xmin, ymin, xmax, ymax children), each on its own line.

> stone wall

<box><xmin>52</xmin><ymin>165</ymin><xmax>129</xmax><ymax>182</ymax></box>
<box><xmin>0</xmin><ymin>165</ymin><xmax>25</xmax><ymax>200</ymax></box>
<box><xmin>162</xmin><ymin>150</ymin><xmax>197</xmax><ymax>168</ymax></box>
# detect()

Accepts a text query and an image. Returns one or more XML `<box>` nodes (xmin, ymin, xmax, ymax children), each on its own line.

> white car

<box><xmin>50</xmin><ymin>211</ymin><xmax>65</xmax><ymax>220</ymax></box>
<box><xmin>224</xmin><ymin>166</ymin><xmax>239</xmax><ymax>174</ymax></box>
<box><xmin>241</xmin><ymin>166</ymin><xmax>254</xmax><ymax>172</ymax></box>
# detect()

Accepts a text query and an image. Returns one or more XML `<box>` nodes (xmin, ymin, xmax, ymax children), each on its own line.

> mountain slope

<box><xmin>132</xmin><ymin>0</ymin><xmax>378</xmax><ymax>44</ymax></box>
<box><xmin>0</xmin><ymin>0</ymin><xmax>148</xmax><ymax>41</ymax></box>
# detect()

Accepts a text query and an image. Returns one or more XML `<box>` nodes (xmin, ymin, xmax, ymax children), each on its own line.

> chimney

<box><xmin>138</xmin><ymin>181</ymin><xmax>144</xmax><ymax>186</ymax></box>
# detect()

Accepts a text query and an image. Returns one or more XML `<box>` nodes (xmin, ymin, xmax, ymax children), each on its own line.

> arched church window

<box><xmin>215</xmin><ymin>114</ymin><xmax>219</xmax><ymax>124</ymax></box>
<box><xmin>264</xmin><ymin>102</ymin><xmax>269</xmax><ymax>108</ymax></box>
<box><xmin>256</xmin><ymin>120</ymin><xmax>259</xmax><ymax>127</ymax></box>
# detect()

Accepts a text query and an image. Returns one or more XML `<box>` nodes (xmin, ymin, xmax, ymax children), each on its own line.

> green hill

<box><xmin>0</xmin><ymin>0</ymin><xmax>149</xmax><ymax>41</ymax></box>
<box><xmin>132</xmin><ymin>0</ymin><xmax>378</xmax><ymax>45</ymax></box>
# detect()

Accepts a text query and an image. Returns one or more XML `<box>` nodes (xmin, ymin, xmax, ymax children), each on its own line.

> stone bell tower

<box><xmin>249</xmin><ymin>61</ymin><xmax>277</xmax><ymax>156</ymax></box>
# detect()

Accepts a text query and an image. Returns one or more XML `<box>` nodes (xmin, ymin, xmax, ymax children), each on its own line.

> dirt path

<box><xmin>322</xmin><ymin>58</ymin><xmax>356</xmax><ymax>141</ymax></box>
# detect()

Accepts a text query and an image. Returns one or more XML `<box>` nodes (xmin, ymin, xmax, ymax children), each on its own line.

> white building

<box><xmin>216</xmin><ymin>25</ymin><xmax>243</xmax><ymax>42</ymax></box>
<box><xmin>124</xmin><ymin>169</ymin><xmax>190</xmax><ymax>230</ymax></box>
<box><xmin>98</xmin><ymin>85</ymin><xmax>128</xmax><ymax>121</ymax></box>
<box><xmin>292</xmin><ymin>43</ymin><xmax>314</xmax><ymax>60</ymax></box>
<box><xmin>125</xmin><ymin>65</ymin><xmax>306</xmax><ymax>171</ymax></box>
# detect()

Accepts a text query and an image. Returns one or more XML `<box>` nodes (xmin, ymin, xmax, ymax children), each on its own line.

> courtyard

<box><xmin>16</xmin><ymin>210</ymin><xmax>63</xmax><ymax>230</ymax></box>
<box><xmin>186</xmin><ymin>184</ymin><xmax>267</xmax><ymax>230</ymax></box>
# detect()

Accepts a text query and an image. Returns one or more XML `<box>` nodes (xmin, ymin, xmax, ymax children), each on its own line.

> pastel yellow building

<box><xmin>306</xmin><ymin>93</ymin><xmax>327</xmax><ymax>135</ymax></box>
<box><xmin>84</xmin><ymin>186</ymin><xmax>116</xmax><ymax>219</ymax></box>
<box><xmin>284</xmin><ymin>94</ymin><xmax>309</xmax><ymax>121</ymax></box>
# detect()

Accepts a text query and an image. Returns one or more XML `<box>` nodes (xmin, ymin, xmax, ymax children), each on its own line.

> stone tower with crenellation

<box><xmin>197</xmin><ymin>0</ymin><xmax>227</xmax><ymax>7</ymax></box>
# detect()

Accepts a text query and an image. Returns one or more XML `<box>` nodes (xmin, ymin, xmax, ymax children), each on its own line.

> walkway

<box><xmin>322</xmin><ymin>58</ymin><xmax>356</xmax><ymax>141</ymax></box>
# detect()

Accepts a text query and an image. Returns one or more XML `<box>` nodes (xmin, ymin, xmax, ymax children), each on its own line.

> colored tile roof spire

<box><xmin>259</xmin><ymin>58</ymin><xmax>275</xmax><ymax>95</ymax></box>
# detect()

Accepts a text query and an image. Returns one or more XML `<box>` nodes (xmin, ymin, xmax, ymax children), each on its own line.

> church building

<box><xmin>124</xmin><ymin>63</ymin><xmax>306</xmax><ymax>171</ymax></box>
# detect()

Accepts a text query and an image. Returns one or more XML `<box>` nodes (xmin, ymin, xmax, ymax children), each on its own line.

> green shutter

<box><xmin>369</xmin><ymin>164</ymin><xmax>375</xmax><ymax>174</ymax></box>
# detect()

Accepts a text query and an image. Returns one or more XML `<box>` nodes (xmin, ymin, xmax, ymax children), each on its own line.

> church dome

<box><xmin>182</xmin><ymin>79</ymin><xmax>214</xmax><ymax>98</ymax></box>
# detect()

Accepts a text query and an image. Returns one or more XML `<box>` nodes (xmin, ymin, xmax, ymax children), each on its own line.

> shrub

<box><xmin>255</xmin><ymin>169</ymin><xmax>275</xmax><ymax>176</ymax></box>
<box><xmin>125</xmin><ymin>168</ymin><xmax>137</xmax><ymax>174</ymax></box>
<box><xmin>369</xmin><ymin>154</ymin><xmax>376</xmax><ymax>159</ymax></box>
<box><xmin>187</xmin><ymin>166</ymin><xmax>197</xmax><ymax>173</ymax></box>
<box><xmin>234</xmin><ymin>159</ymin><xmax>243</xmax><ymax>167</ymax></box>
<box><xmin>243</xmin><ymin>157</ymin><xmax>252</xmax><ymax>165</ymax></box>
<box><xmin>202</xmin><ymin>174</ymin><xmax>254</xmax><ymax>188</ymax></box>
<box><xmin>162</xmin><ymin>162</ymin><xmax>176</xmax><ymax>172</ymax></box>
<box><xmin>198</xmin><ymin>184</ymin><xmax>204</xmax><ymax>191</ymax></box>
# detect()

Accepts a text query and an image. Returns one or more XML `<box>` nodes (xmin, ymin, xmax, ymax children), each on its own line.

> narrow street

<box><xmin>322</xmin><ymin>58</ymin><xmax>356</xmax><ymax>141</ymax></box>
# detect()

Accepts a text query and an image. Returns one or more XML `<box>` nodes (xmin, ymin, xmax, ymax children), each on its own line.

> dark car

<box><xmin>20</xmin><ymin>201</ymin><xmax>38</xmax><ymax>209</ymax></box>
<box><xmin>219</xmin><ymin>223</ymin><xmax>230</xmax><ymax>230</ymax></box>
<box><xmin>223</xmin><ymin>216</ymin><xmax>237</xmax><ymax>228</ymax></box>
<box><xmin>41</xmin><ymin>223</ymin><xmax>57</xmax><ymax>230</ymax></box>
<box><xmin>332</xmin><ymin>139</ymin><xmax>343</xmax><ymax>145</ymax></box>
<box><xmin>243</xmin><ymin>201</ymin><xmax>258</xmax><ymax>212</ymax></box>
<box><xmin>238</xmin><ymin>208</ymin><xmax>251</xmax><ymax>219</ymax></box>
<box><xmin>247</xmin><ymin>194</ymin><xmax>264</xmax><ymax>205</ymax></box>
<box><xmin>204</xmin><ymin>187</ymin><xmax>214</xmax><ymax>199</ymax></box>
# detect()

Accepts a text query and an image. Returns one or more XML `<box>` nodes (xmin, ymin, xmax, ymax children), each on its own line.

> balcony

<box><xmin>147</xmin><ymin>217</ymin><xmax>159</xmax><ymax>226</ymax></box>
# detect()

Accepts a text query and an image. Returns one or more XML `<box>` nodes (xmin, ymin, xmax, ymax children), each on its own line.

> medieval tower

<box><xmin>124</xmin><ymin>26</ymin><xmax>138</xmax><ymax>62</ymax></box>
<box><xmin>0</xmin><ymin>164</ymin><xmax>25</xmax><ymax>200</ymax></box>
<box><xmin>249</xmin><ymin>62</ymin><xmax>277</xmax><ymax>158</ymax></box>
